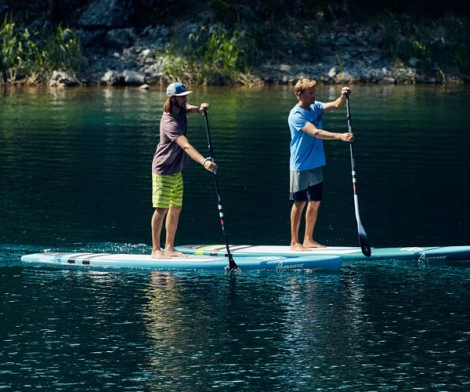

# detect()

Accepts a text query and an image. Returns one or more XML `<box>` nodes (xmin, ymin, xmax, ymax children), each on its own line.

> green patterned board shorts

<box><xmin>152</xmin><ymin>172</ymin><xmax>183</xmax><ymax>208</ymax></box>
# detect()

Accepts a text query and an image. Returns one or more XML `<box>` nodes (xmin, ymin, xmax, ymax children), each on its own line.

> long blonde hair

<box><xmin>163</xmin><ymin>97</ymin><xmax>188</xmax><ymax>113</ymax></box>
<box><xmin>294</xmin><ymin>78</ymin><xmax>317</xmax><ymax>97</ymax></box>
<box><xmin>163</xmin><ymin>97</ymin><xmax>172</xmax><ymax>113</ymax></box>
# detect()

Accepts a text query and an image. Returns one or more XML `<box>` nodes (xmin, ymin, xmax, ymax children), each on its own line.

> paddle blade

<box><xmin>358</xmin><ymin>223</ymin><xmax>372</xmax><ymax>257</ymax></box>
<box><xmin>226</xmin><ymin>256</ymin><xmax>241</xmax><ymax>274</ymax></box>
<box><xmin>228</xmin><ymin>256</ymin><xmax>239</xmax><ymax>271</ymax></box>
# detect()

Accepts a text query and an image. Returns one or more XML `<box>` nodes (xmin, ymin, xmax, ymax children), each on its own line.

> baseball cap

<box><xmin>166</xmin><ymin>82</ymin><xmax>192</xmax><ymax>97</ymax></box>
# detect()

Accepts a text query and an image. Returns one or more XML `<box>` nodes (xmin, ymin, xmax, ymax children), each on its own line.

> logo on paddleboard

<box><xmin>418</xmin><ymin>253</ymin><xmax>446</xmax><ymax>261</ymax></box>
<box><xmin>275</xmin><ymin>262</ymin><xmax>312</xmax><ymax>271</ymax></box>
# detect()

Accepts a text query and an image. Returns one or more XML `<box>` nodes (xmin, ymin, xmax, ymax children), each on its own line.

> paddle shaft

<box><xmin>203</xmin><ymin>111</ymin><xmax>239</xmax><ymax>271</ymax></box>
<box><xmin>346</xmin><ymin>95</ymin><xmax>371</xmax><ymax>257</ymax></box>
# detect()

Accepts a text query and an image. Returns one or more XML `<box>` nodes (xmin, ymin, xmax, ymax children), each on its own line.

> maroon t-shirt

<box><xmin>152</xmin><ymin>111</ymin><xmax>189</xmax><ymax>175</ymax></box>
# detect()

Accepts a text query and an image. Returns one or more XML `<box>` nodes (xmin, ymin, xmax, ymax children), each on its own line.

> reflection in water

<box><xmin>141</xmin><ymin>272</ymin><xmax>379</xmax><ymax>390</ymax></box>
<box><xmin>141</xmin><ymin>266</ymin><xmax>469</xmax><ymax>391</ymax></box>
<box><xmin>0</xmin><ymin>262</ymin><xmax>468</xmax><ymax>391</ymax></box>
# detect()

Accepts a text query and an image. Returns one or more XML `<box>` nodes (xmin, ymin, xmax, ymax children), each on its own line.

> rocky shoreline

<box><xmin>51</xmin><ymin>24</ymin><xmax>465</xmax><ymax>89</ymax></box>
<box><xmin>15</xmin><ymin>0</ymin><xmax>466</xmax><ymax>88</ymax></box>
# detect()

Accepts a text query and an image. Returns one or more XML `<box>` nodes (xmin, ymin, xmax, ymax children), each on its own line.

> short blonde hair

<box><xmin>294</xmin><ymin>78</ymin><xmax>317</xmax><ymax>97</ymax></box>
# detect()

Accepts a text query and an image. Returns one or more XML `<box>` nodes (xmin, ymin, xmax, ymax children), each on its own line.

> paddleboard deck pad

<box><xmin>20</xmin><ymin>252</ymin><xmax>342</xmax><ymax>272</ymax></box>
<box><xmin>176</xmin><ymin>245</ymin><xmax>470</xmax><ymax>265</ymax></box>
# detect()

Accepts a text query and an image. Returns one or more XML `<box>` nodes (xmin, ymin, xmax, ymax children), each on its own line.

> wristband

<box><xmin>201</xmin><ymin>157</ymin><xmax>211</xmax><ymax>166</ymax></box>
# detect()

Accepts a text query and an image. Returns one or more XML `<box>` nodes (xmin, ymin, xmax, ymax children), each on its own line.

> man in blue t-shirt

<box><xmin>288</xmin><ymin>79</ymin><xmax>353</xmax><ymax>251</ymax></box>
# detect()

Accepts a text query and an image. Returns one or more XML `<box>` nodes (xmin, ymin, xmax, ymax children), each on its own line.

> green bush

<box><xmin>381</xmin><ymin>14</ymin><xmax>470</xmax><ymax>78</ymax></box>
<box><xmin>164</xmin><ymin>26</ymin><xmax>247</xmax><ymax>85</ymax></box>
<box><xmin>0</xmin><ymin>14</ymin><xmax>81</xmax><ymax>84</ymax></box>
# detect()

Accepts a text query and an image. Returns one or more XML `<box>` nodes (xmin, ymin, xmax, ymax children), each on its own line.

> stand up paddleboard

<box><xmin>20</xmin><ymin>252</ymin><xmax>342</xmax><ymax>272</ymax></box>
<box><xmin>176</xmin><ymin>244</ymin><xmax>470</xmax><ymax>265</ymax></box>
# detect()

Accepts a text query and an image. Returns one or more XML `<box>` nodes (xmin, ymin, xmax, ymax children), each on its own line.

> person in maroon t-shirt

<box><xmin>151</xmin><ymin>82</ymin><xmax>217</xmax><ymax>259</ymax></box>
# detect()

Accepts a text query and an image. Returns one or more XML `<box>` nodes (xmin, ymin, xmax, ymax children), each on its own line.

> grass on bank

<box><xmin>164</xmin><ymin>26</ymin><xmax>249</xmax><ymax>85</ymax></box>
<box><xmin>0</xmin><ymin>15</ymin><xmax>81</xmax><ymax>85</ymax></box>
<box><xmin>380</xmin><ymin>14</ymin><xmax>469</xmax><ymax>79</ymax></box>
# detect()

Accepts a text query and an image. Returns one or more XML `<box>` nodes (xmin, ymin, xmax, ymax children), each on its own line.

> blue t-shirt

<box><xmin>288</xmin><ymin>102</ymin><xmax>326</xmax><ymax>171</ymax></box>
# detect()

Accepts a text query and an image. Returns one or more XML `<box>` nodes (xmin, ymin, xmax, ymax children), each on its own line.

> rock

<box><xmin>143</xmin><ymin>62</ymin><xmax>164</xmax><ymax>83</ymax></box>
<box><xmin>100</xmin><ymin>70</ymin><xmax>146</xmax><ymax>85</ymax></box>
<box><xmin>123</xmin><ymin>70</ymin><xmax>146</xmax><ymax>85</ymax></box>
<box><xmin>76</xmin><ymin>29</ymin><xmax>107</xmax><ymax>47</ymax></box>
<box><xmin>105</xmin><ymin>28</ymin><xmax>137</xmax><ymax>49</ymax></box>
<box><xmin>101</xmin><ymin>70</ymin><xmax>116</xmax><ymax>84</ymax></box>
<box><xmin>78</xmin><ymin>0</ymin><xmax>133</xmax><ymax>28</ymax></box>
<box><xmin>49</xmin><ymin>70</ymin><xmax>81</xmax><ymax>88</ymax></box>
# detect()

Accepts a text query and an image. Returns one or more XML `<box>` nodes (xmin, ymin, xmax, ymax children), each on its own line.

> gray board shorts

<box><xmin>290</xmin><ymin>167</ymin><xmax>324</xmax><ymax>201</ymax></box>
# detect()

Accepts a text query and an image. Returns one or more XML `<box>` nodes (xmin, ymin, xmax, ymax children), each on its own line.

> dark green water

<box><xmin>1</xmin><ymin>85</ymin><xmax>469</xmax><ymax>391</ymax></box>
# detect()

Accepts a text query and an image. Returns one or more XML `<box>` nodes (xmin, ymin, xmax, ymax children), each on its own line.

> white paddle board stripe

<box><xmin>209</xmin><ymin>245</ymin><xmax>254</xmax><ymax>255</ymax></box>
<box><xmin>229</xmin><ymin>245</ymin><xmax>256</xmax><ymax>251</ymax></box>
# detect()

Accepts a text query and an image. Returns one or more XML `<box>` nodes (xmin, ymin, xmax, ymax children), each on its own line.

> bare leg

<box><xmin>303</xmin><ymin>200</ymin><xmax>326</xmax><ymax>248</ymax></box>
<box><xmin>290</xmin><ymin>200</ymin><xmax>307</xmax><ymax>251</ymax></box>
<box><xmin>151</xmin><ymin>208</ymin><xmax>168</xmax><ymax>258</ymax></box>
<box><xmin>163</xmin><ymin>206</ymin><xmax>185</xmax><ymax>257</ymax></box>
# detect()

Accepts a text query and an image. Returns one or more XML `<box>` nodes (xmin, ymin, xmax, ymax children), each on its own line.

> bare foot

<box><xmin>151</xmin><ymin>250</ymin><xmax>167</xmax><ymax>259</ymax></box>
<box><xmin>290</xmin><ymin>243</ymin><xmax>308</xmax><ymax>251</ymax></box>
<box><xmin>164</xmin><ymin>249</ymin><xmax>185</xmax><ymax>258</ymax></box>
<box><xmin>303</xmin><ymin>241</ymin><xmax>327</xmax><ymax>249</ymax></box>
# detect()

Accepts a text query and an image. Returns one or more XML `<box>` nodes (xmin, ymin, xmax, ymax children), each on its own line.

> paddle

<box><xmin>203</xmin><ymin>111</ymin><xmax>240</xmax><ymax>272</ymax></box>
<box><xmin>345</xmin><ymin>94</ymin><xmax>372</xmax><ymax>257</ymax></box>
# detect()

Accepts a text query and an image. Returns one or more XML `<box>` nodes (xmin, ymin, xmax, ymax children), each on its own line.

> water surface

<box><xmin>1</xmin><ymin>84</ymin><xmax>469</xmax><ymax>391</ymax></box>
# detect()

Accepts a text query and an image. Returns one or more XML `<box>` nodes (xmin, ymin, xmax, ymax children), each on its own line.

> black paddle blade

<box><xmin>228</xmin><ymin>256</ymin><xmax>239</xmax><ymax>271</ymax></box>
<box><xmin>358</xmin><ymin>224</ymin><xmax>372</xmax><ymax>257</ymax></box>
<box><xmin>225</xmin><ymin>256</ymin><xmax>241</xmax><ymax>274</ymax></box>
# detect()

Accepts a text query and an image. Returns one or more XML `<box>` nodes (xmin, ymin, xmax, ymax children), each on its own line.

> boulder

<box><xmin>49</xmin><ymin>70</ymin><xmax>81</xmax><ymax>88</ymax></box>
<box><xmin>78</xmin><ymin>0</ymin><xmax>133</xmax><ymax>28</ymax></box>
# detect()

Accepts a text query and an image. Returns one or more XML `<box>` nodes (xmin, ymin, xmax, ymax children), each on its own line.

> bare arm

<box><xmin>302</xmin><ymin>122</ymin><xmax>354</xmax><ymax>142</ymax></box>
<box><xmin>186</xmin><ymin>102</ymin><xmax>210</xmax><ymax>115</ymax></box>
<box><xmin>303</xmin><ymin>86</ymin><xmax>353</xmax><ymax>141</ymax></box>
<box><xmin>323</xmin><ymin>87</ymin><xmax>351</xmax><ymax>112</ymax></box>
<box><xmin>175</xmin><ymin>135</ymin><xmax>217</xmax><ymax>171</ymax></box>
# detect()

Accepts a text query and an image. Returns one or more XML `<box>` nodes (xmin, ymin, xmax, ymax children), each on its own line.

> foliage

<box><xmin>244</xmin><ymin>16</ymin><xmax>321</xmax><ymax>64</ymax></box>
<box><xmin>380</xmin><ymin>14</ymin><xmax>470</xmax><ymax>78</ymax></box>
<box><xmin>0</xmin><ymin>14</ymin><xmax>81</xmax><ymax>84</ymax></box>
<box><xmin>164</xmin><ymin>26</ymin><xmax>247</xmax><ymax>85</ymax></box>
